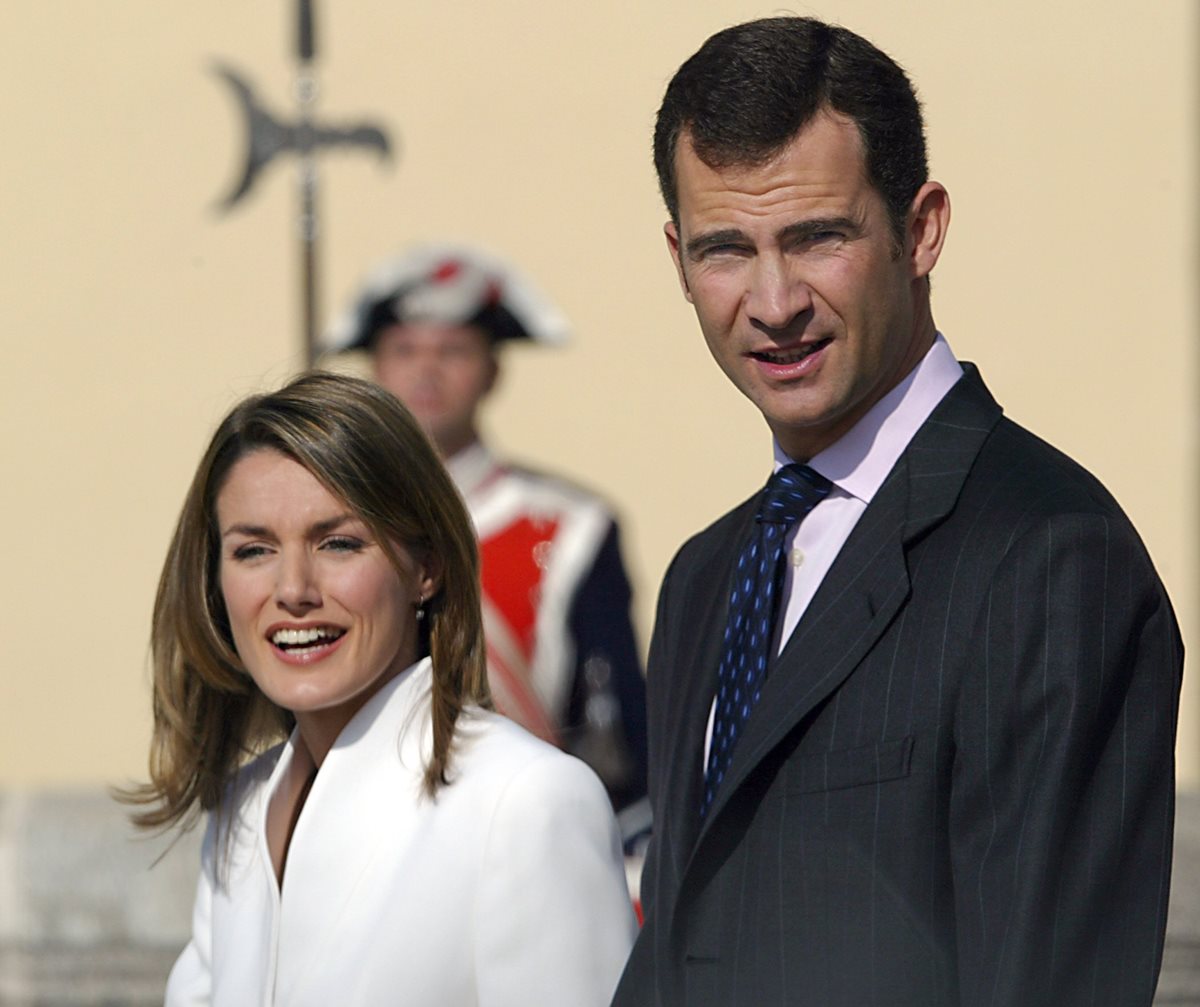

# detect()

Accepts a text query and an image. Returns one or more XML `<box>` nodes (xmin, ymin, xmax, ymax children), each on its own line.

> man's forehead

<box><xmin>375</xmin><ymin>320</ymin><xmax>492</xmax><ymax>348</ymax></box>
<box><xmin>673</xmin><ymin>114</ymin><xmax>874</xmax><ymax>231</ymax></box>
<box><xmin>677</xmin><ymin>111</ymin><xmax>867</xmax><ymax>189</ymax></box>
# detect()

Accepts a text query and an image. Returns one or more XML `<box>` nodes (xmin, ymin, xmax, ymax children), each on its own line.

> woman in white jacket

<box><xmin>124</xmin><ymin>372</ymin><xmax>636</xmax><ymax>1006</ymax></box>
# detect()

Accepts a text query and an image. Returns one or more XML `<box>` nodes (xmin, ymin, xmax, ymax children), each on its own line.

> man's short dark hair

<box><xmin>654</xmin><ymin>16</ymin><xmax>928</xmax><ymax>243</ymax></box>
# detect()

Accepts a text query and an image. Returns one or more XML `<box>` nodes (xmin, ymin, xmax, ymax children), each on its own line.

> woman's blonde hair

<box><xmin>124</xmin><ymin>371</ymin><xmax>488</xmax><ymax>832</ymax></box>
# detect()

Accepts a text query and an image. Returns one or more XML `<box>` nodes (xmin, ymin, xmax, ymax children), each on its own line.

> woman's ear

<box><xmin>417</xmin><ymin>552</ymin><xmax>444</xmax><ymax>603</ymax></box>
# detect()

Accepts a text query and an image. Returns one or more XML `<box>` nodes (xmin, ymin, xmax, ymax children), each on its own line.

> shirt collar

<box><xmin>445</xmin><ymin>439</ymin><xmax>499</xmax><ymax>498</ymax></box>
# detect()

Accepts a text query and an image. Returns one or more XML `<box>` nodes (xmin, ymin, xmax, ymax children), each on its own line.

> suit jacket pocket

<box><xmin>788</xmin><ymin>736</ymin><xmax>914</xmax><ymax>794</ymax></box>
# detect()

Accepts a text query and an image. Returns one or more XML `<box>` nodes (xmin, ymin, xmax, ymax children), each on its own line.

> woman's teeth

<box><xmin>271</xmin><ymin>627</ymin><xmax>344</xmax><ymax>649</ymax></box>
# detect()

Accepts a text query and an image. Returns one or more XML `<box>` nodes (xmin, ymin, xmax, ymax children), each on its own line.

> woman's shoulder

<box><xmin>452</xmin><ymin>710</ymin><xmax>611</xmax><ymax>808</ymax></box>
<box><xmin>450</xmin><ymin>713</ymin><xmax>626</xmax><ymax>895</ymax></box>
<box><xmin>454</xmin><ymin>707</ymin><xmax>562</xmax><ymax>765</ymax></box>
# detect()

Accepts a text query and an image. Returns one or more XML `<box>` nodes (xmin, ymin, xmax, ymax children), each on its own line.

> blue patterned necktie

<box><xmin>700</xmin><ymin>463</ymin><xmax>833</xmax><ymax>818</ymax></box>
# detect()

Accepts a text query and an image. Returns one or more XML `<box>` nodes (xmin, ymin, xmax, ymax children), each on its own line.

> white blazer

<box><xmin>166</xmin><ymin>657</ymin><xmax>637</xmax><ymax>1006</ymax></box>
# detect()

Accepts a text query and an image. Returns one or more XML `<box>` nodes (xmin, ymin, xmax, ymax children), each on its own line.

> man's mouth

<box><xmin>270</xmin><ymin>626</ymin><xmax>346</xmax><ymax>654</ymax></box>
<box><xmin>749</xmin><ymin>338</ymin><xmax>831</xmax><ymax>365</ymax></box>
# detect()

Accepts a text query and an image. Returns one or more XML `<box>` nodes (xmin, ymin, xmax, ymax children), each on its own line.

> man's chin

<box><xmin>762</xmin><ymin>404</ymin><xmax>850</xmax><ymax>461</ymax></box>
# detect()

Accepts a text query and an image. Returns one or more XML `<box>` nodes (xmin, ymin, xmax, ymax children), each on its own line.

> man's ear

<box><xmin>664</xmin><ymin>221</ymin><xmax>694</xmax><ymax>303</ymax></box>
<box><xmin>908</xmin><ymin>181</ymin><xmax>950</xmax><ymax>280</ymax></box>
<box><xmin>482</xmin><ymin>351</ymin><xmax>500</xmax><ymax>397</ymax></box>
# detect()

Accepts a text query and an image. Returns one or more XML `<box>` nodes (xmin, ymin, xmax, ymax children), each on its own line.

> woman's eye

<box><xmin>231</xmin><ymin>543</ymin><xmax>269</xmax><ymax>561</ymax></box>
<box><xmin>322</xmin><ymin>536</ymin><xmax>364</xmax><ymax>553</ymax></box>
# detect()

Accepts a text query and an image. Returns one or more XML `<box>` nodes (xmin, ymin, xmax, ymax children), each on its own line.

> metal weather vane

<box><xmin>213</xmin><ymin>0</ymin><xmax>394</xmax><ymax>365</ymax></box>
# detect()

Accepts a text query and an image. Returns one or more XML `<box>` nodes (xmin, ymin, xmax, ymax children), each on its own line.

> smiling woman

<box><xmin>119</xmin><ymin>372</ymin><xmax>636</xmax><ymax>1006</ymax></box>
<box><xmin>215</xmin><ymin>449</ymin><xmax>434</xmax><ymax>770</ymax></box>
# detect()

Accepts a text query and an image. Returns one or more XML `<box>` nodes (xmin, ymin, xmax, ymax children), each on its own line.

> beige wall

<box><xmin>1</xmin><ymin>1</ymin><xmax>1195</xmax><ymax>787</ymax></box>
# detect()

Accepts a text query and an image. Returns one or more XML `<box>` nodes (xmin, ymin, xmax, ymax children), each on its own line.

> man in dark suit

<box><xmin>612</xmin><ymin>16</ymin><xmax>1183</xmax><ymax>1007</ymax></box>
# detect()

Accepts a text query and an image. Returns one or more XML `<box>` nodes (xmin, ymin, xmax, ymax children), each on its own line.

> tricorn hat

<box><xmin>323</xmin><ymin>243</ymin><xmax>571</xmax><ymax>353</ymax></box>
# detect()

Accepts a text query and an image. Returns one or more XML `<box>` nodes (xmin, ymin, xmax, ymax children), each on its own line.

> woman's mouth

<box><xmin>269</xmin><ymin>626</ymin><xmax>346</xmax><ymax>658</ymax></box>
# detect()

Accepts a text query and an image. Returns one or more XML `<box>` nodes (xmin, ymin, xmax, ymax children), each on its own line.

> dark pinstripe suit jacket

<box><xmin>612</xmin><ymin>367</ymin><xmax>1183</xmax><ymax>1007</ymax></box>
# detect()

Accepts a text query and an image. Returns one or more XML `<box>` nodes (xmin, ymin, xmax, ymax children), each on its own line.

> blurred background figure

<box><xmin>324</xmin><ymin>244</ymin><xmax>650</xmax><ymax>835</ymax></box>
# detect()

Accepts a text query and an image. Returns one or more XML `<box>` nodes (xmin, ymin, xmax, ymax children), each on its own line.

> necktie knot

<box><xmin>757</xmin><ymin>463</ymin><xmax>833</xmax><ymax>525</ymax></box>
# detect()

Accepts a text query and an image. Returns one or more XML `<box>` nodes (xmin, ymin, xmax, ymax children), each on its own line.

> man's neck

<box><xmin>434</xmin><ymin>427</ymin><xmax>480</xmax><ymax>462</ymax></box>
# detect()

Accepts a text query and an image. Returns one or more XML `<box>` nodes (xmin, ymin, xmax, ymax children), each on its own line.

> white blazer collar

<box><xmin>259</xmin><ymin>658</ymin><xmax>434</xmax><ymax>952</ymax></box>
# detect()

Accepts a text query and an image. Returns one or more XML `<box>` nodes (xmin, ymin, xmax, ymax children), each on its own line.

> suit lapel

<box><xmin>692</xmin><ymin>366</ymin><xmax>1003</xmax><ymax>846</ymax></box>
<box><xmin>660</xmin><ymin>499</ymin><xmax>758</xmax><ymax>863</ymax></box>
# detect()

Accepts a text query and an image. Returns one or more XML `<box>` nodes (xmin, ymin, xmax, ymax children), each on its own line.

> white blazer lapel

<box><xmin>272</xmin><ymin>658</ymin><xmax>433</xmax><ymax>999</ymax></box>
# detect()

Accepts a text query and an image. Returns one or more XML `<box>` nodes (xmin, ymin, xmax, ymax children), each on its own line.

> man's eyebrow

<box><xmin>684</xmin><ymin>229</ymin><xmax>747</xmax><ymax>259</ymax></box>
<box><xmin>685</xmin><ymin>216</ymin><xmax>863</xmax><ymax>260</ymax></box>
<box><xmin>778</xmin><ymin>216</ymin><xmax>861</xmax><ymax>242</ymax></box>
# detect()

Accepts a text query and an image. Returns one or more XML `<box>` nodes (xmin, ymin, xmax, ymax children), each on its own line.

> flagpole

<box><xmin>297</xmin><ymin>0</ymin><xmax>319</xmax><ymax>366</ymax></box>
<box><xmin>211</xmin><ymin>0</ymin><xmax>392</xmax><ymax>365</ymax></box>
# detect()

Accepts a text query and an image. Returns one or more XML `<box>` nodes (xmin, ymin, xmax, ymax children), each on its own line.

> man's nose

<box><xmin>745</xmin><ymin>256</ymin><xmax>812</xmax><ymax>331</ymax></box>
<box><xmin>275</xmin><ymin>551</ymin><xmax>321</xmax><ymax>613</ymax></box>
<box><xmin>411</xmin><ymin>349</ymin><xmax>447</xmax><ymax>382</ymax></box>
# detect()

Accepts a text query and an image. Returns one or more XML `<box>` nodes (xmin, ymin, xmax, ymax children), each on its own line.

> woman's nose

<box><xmin>275</xmin><ymin>552</ymin><xmax>321</xmax><ymax>613</ymax></box>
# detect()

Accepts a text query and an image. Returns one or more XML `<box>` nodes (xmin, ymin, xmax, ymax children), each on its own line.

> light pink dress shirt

<box><xmin>705</xmin><ymin>334</ymin><xmax>964</xmax><ymax>764</ymax></box>
<box><xmin>773</xmin><ymin>334</ymin><xmax>964</xmax><ymax>651</ymax></box>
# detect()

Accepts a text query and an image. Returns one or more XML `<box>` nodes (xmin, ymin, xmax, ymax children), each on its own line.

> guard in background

<box><xmin>325</xmin><ymin>244</ymin><xmax>649</xmax><ymax>832</ymax></box>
